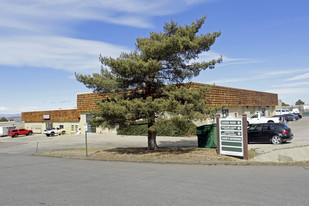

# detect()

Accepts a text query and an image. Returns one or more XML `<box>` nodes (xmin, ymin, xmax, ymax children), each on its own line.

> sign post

<box><xmin>217</xmin><ymin>115</ymin><xmax>248</xmax><ymax>159</ymax></box>
<box><xmin>84</xmin><ymin>123</ymin><xmax>88</xmax><ymax>157</ymax></box>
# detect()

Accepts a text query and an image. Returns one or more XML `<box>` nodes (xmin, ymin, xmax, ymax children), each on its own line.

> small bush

<box><xmin>117</xmin><ymin>123</ymin><xmax>148</xmax><ymax>136</ymax></box>
<box><xmin>117</xmin><ymin>118</ymin><xmax>196</xmax><ymax>137</ymax></box>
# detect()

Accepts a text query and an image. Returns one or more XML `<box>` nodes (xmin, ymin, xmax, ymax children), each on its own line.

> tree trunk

<box><xmin>147</xmin><ymin>115</ymin><xmax>158</xmax><ymax>150</ymax></box>
<box><xmin>148</xmin><ymin>129</ymin><xmax>158</xmax><ymax>150</ymax></box>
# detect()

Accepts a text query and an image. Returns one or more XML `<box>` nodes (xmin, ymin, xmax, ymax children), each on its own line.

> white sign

<box><xmin>84</xmin><ymin>123</ymin><xmax>88</xmax><ymax>132</ymax></box>
<box><xmin>219</xmin><ymin>118</ymin><xmax>244</xmax><ymax>157</ymax></box>
<box><xmin>43</xmin><ymin>115</ymin><xmax>50</xmax><ymax>120</ymax></box>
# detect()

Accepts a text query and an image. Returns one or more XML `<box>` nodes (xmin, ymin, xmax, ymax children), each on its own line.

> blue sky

<box><xmin>1</xmin><ymin>0</ymin><xmax>309</xmax><ymax>115</ymax></box>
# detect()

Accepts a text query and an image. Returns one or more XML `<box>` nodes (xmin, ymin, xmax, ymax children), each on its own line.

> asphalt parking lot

<box><xmin>250</xmin><ymin>116</ymin><xmax>309</xmax><ymax>162</ymax></box>
<box><xmin>1</xmin><ymin>117</ymin><xmax>308</xmax><ymax>163</ymax></box>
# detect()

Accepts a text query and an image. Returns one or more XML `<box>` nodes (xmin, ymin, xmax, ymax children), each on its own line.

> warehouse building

<box><xmin>22</xmin><ymin>83</ymin><xmax>278</xmax><ymax>134</ymax></box>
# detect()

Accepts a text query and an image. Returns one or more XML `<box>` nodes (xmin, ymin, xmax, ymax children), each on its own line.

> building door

<box><xmin>222</xmin><ymin>109</ymin><xmax>229</xmax><ymax>118</ymax></box>
<box><xmin>46</xmin><ymin>122</ymin><xmax>53</xmax><ymax>130</ymax></box>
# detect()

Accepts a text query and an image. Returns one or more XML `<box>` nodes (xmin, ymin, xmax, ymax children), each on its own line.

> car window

<box><xmin>248</xmin><ymin>126</ymin><xmax>255</xmax><ymax>131</ymax></box>
<box><xmin>281</xmin><ymin>124</ymin><xmax>290</xmax><ymax>130</ymax></box>
<box><xmin>263</xmin><ymin>124</ymin><xmax>276</xmax><ymax>131</ymax></box>
<box><xmin>248</xmin><ymin>124</ymin><xmax>263</xmax><ymax>131</ymax></box>
<box><xmin>20</xmin><ymin>129</ymin><xmax>25</xmax><ymax>131</ymax></box>
<box><xmin>251</xmin><ymin>114</ymin><xmax>258</xmax><ymax>118</ymax></box>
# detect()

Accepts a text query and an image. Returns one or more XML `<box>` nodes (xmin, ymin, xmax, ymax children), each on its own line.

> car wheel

<box><xmin>51</xmin><ymin>132</ymin><xmax>55</xmax><ymax>136</ymax></box>
<box><xmin>271</xmin><ymin>135</ymin><xmax>282</xmax><ymax>145</ymax></box>
<box><xmin>268</xmin><ymin>120</ymin><xmax>274</xmax><ymax>123</ymax></box>
<box><xmin>28</xmin><ymin>131</ymin><xmax>32</xmax><ymax>135</ymax></box>
<box><xmin>46</xmin><ymin>134</ymin><xmax>50</xmax><ymax>137</ymax></box>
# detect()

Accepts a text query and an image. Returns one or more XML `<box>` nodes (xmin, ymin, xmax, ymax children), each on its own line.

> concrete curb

<box><xmin>253</xmin><ymin>145</ymin><xmax>309</xmax><ymax>163</ymax></box>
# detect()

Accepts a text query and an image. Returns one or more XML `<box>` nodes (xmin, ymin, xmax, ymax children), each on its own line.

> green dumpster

<box><xmin>196</xmin><ymin>124</ymin><xmax>217</xmax><ymax>148</ymax></box>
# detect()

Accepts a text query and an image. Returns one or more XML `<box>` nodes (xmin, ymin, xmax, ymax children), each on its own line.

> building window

<box><xmin>71</xmin><ymin>125</ymin><xmax>74</xmax><ymax>131</ymax></box>
<box><xmin>75</xmin><ymin>125</ymin><xmax>78</xmax><ymax>131</ymax></box>
<box><xmin>222</xmin><ymin>109</ymin><xmax>229</xmax><ymax>118</ymax></box>
<box><xmin>262</xmin><ymin>108</ymin><xmax>265</xmax><ymax>116</ymax></box>
<box><xmin>59</xmin><ymin>125</ymin><xmax>64</xmax><ymax>129</ymax></box>
<box><xmin>46</xmin><ymin>122</ymin><xmax>53</xmax><ymax>130</ymax></box>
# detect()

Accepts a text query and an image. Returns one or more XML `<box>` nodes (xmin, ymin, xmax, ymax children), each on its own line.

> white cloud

<box><xmin>184</xmin><ymin>0</ymin><xmax>217</xmax><ymax>5</ymax></box>
<box><xmin>265</xmin><ymin>88</ymin><xmax>309</xmax><ymax>105</ymax></box>
<box><xmin>0</xmin><ymin>0</ymin><xmax>219</xmax><ymax>73</ymax></box>
<box><xmin>254</xmin><ymin>68</ymin><xmax>309</xmax><ymax>79</ymax></box>
<box><xmin>206</xmin><ymin>77</ymin><xmax>249</xmax><ymax>84</ymax></box>
<box><xmin>0</xmin><ymin>0</ymin><xmax>214</xmax><ymax>31</ymax></box>
<box><xmin>0</xmin><ymin>35</ymin><xmax>128</xmax><ymax>73</ymax></box>
<box><xmin>0</xmin><ymin>106</ymin><xmax>39</xmax><ymax>114</ymax></box>
<box><xmin>286</xmin><ymin>72</ymin><xmax>309</xmax><ymax>81</ymax></box>
<box><xmin>0</xmin><ymin>107</ymin><xmax>9</xmax><ymax>112</ymax></box>
<box><xmin>265</xmin><ymin>88</ymin><xmax>309</xmax><ymax>95</ymax></box>
<box><xmin>197</xmin><ymin>52</ymin><xmax>259</xmax><ymax>66</ymax></box>
<box><xmin>272</xmin><ymin>81</ymin><xmax>309</xmax><ymax>88</ymax></box>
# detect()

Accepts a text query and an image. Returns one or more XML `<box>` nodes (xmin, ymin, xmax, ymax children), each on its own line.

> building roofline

<box><xmin>76</xmin><ymin>82</ymin><xmax>278</xmax><ymax>96</ymax></box>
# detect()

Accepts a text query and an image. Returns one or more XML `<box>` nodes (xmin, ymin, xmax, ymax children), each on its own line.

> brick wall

<box><xmin>194</xmin><ymin>84</ymin><xmax>278</xmax><ymax>106</ymax></box>
<box><xmin>77</xmin><ymin>83</ymin><xmax>278</xmax><ymax>112</ymax></box>
<box><xmin>22</xmin><ymin>109</ymin><xmax>80</xmax><ymax>122</ymax></box>
<box><xmin>77</xmin><ymin>93</ymin><xmax>109</xmax><ymax>113</ymax></box>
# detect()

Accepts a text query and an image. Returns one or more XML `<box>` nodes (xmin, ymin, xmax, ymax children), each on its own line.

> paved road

<box><xmin>1</xmin><ymin>153</ymin><xmax>309</xmax><ymax>206</ymax></box>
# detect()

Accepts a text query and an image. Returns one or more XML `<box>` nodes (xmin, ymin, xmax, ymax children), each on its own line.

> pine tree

<box><xmin>76</xmin><ymin>15</ymin><xmax>222</xmax><ymax>150</ymax></box>
<box><xmin>0</xmin><ymin>117</ymin><xmax>8</xmax><ymax>122</ymax></box>
<box><xmin>295</xmin><ymin>99</ymin><xmax>305</xmax><ymax>105</ymax></box>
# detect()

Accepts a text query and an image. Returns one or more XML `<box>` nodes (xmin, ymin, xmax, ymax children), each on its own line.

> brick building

<box><xmin>22</xmin><ymin>83</ymin><xmax>278</xmax><ymax>134</ymax></box>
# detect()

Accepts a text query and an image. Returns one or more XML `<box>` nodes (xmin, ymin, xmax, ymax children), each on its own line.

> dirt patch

<box><xmin>39</xmin><ymin>147</ymin><xmax>256</xmax><ymax>164</ymax></box>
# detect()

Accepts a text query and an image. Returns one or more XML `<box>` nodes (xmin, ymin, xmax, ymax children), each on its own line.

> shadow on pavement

<box><xmin>158</xmin><ymin>139</ymin><xmax>198</xmax><ymax>147</ymax></box>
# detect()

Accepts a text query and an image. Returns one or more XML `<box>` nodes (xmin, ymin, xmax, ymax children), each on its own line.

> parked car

<box><xmin>273</xmin><ymin>114</ymin><xmax>297</xmax><ymax>122</ymax></box>
<box><xmin>284</xmin><ymin>114</ymin><xmax>298</xmax><ymax>121</ymax></box>
<box><xmin>247</xmin><ymin>113</ymin><xmax>280</xmax><ymax>125</ymax></box>
<box><xmin>247</xmin><ymin>123</ymin><xmax>293</xmax><ymax>144</ymax></box>
<box><xmin>9</xmin><ymin>129</ymin><xmax>33</xmax><ymax>138</ymax></box>
<box><xmin>43</xmin><ymin>128</ymin><xmax>66</xmax><ymax>137</ymax></box>
<box><xmin>275</xmin><ymin>109</ymin><xmax>291</xmax><ymax>115</ymax></box>
<box><xmin>293</xmin><ymin>113</ymin><xmax>302</xmax><ymax>119</ymax></box>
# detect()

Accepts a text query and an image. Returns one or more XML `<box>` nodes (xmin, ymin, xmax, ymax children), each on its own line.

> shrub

<box><xmin>117</xmin><ymin>117</ymin><xmax>196</xmax><ymax>137</ymax></box>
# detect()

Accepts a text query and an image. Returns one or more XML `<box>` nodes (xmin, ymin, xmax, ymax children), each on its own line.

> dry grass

<box><xmin>39</xmin><ymin>147</ymin><xmax>257</xmax><ymax>164</ymax></box>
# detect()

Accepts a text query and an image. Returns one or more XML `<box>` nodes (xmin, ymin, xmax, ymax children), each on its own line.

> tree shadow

<box><xmin>158</xmin><ymin>139</ymin><xmax>198</xmax><ymax>148</ymax></box>
<box><xmin>104</xmin><ymin>143</ymin><xmax>198</xmax><ymax>155</ymax></box>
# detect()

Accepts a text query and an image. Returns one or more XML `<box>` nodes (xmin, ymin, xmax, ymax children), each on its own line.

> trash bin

<box><xmin>196</xmin><ymin>124</ymin><xmax>217</xmax><ymax>148</ymax></box>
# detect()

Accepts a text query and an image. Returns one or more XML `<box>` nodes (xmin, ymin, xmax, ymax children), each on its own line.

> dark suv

<box><xmin>247</xmin><ymin>123</ymin><xmax>293</xmax><ymax>144</ymax></box>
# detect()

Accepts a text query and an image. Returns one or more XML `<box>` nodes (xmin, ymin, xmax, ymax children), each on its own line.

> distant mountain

<box><xmin>0</xmin><ymin>114</ymin><xmax>21</xmax><ymax>118</ymax></box>
<box><xmin>0</xmin><ymin>114</ymin><xmax>22</xmax><ymax>122</ymax></box>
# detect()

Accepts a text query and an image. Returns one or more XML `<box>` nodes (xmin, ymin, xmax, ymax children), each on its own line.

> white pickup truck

<box><xmin>43</xmin><ymin>128</ymin><xmax>66</xmax><ymax>137</ymax></box>
<box><xmin>247</xmin><ymin>113</ymin><xmax>280</xmax><ymax>125</ymax></box>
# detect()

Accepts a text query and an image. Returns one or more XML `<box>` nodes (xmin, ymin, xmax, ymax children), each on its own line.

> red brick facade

<box><xmin>22</xmin><ymin>109</ymin><xmax>80</xmax><ymax>122</ymax></box>
<box><xmin>76</xmin><ymin>83</ymin><xmax>278</xmax><ymax>112</ymax></box>
<box><xmin>23</xmin><ymin>83</ymin><xmax>278</xmax><ymax>121</ymax></box>
<box><xmin>192</xmin><ymin>83</ymin><xmax>278</xmax><ymax>106</ymax></box>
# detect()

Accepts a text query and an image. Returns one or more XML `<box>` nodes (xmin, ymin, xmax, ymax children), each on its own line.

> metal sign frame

<box><xmin>216</xmin><ymin>115</ymin><xmax>248</xmax><ymax>159</ymax></box>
